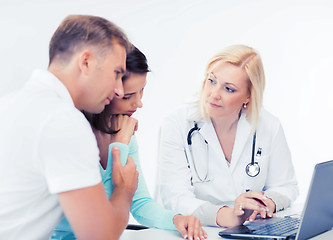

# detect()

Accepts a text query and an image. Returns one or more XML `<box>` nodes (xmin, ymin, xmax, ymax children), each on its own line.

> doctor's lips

<box><xmin>208</xmin><ymin>102</ymin><xmax>222</xmax><ymax>108</ymax></box>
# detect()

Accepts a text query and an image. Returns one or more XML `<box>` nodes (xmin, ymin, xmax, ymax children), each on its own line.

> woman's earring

<box><xmin>243</xmin><ymin>102</ymin><xmax>248</xmax><ymax>109</ymax></box>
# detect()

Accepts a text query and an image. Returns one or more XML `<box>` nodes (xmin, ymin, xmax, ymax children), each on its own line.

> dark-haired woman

<box><xmin>52</xmin><ymin>47</ymin><xmax>207</xmax><ymax>240</ymax></box>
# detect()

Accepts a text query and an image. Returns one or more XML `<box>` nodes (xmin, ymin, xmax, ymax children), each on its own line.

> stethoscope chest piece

<box><xmin>245</xmin><ymin>162</ymin><xmax>260</xmax><ymax>177</ymax></box>
<box><xmin>245</xmin><ymin>131</ymin><xmax>261</xmax><ymax>177</ymax></box>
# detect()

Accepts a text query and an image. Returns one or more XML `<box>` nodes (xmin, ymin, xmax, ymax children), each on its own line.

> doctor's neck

<box><xmin>211</xmin><ymin>113</ymin><xmax>239</xmax><ymax>134</ymax></box>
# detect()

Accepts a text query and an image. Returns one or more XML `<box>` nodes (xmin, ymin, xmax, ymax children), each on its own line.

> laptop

<box><xmin>219</xmin><ymin>160</ymin><xmax>333</xmax><ymax>240</ymax></box>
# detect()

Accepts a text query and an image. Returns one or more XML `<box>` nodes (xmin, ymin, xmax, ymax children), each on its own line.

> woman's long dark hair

<box><xmin>83</xmin><ymin>46</ymin><xmax>150</xmax><ymax>134</ymax></box>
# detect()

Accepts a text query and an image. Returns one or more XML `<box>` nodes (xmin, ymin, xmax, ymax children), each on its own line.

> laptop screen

<box><xmin>219</xmin><ymin>160</ymin><xmax>333</xmax><ymax>240</ymax></box>
<box><xmin>296</xmin><ymin>160</ymin><xmax>333</xmax><ymax>239</ymax></box>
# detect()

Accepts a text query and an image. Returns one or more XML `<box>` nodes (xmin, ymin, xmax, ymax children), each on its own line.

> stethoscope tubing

<box><xmin>186</xmin><ymin>122</ymin><xmax>210</xmax><ymax>182</ymax></box>
<box><xmin>251</xmin><ymin>131</ymin><xmax>257</xmax><ymax>165</ymax></box>
<box><xmin>246</xmin><ymin>131</ymin><xmax>260</xmax><ymax>177</ymax></box>
<box><xmin>187</xmin><ymin>122</ymin><xmax>261</xmax><ymax>182</ymax></box>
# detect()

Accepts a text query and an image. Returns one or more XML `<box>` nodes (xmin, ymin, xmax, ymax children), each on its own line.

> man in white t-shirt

<box><xmin>0</xmin><ymin>15</ymin><xmax>139</xmax><ymax>240</ymax></box>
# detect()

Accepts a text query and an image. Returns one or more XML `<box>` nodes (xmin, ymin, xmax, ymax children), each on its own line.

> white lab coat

<box><xmin>157</xmin><ymin>104</ymin><xmax>298</xmax><ymax>218</ymax></box>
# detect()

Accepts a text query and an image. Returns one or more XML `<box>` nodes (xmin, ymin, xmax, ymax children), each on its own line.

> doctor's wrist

<box><xmin>216</xmin><ymin>206</ymin><xmax>243</xmax><ymax>227</ymax></box>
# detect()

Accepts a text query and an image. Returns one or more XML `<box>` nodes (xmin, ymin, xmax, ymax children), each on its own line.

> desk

<box><xmin>120</xmin><ymin>205</ymin><xmax>333</xmax><ymax>240</ymax></box>
<box><xmin>120</xmin><ymin>227</ymin><xmax>333</xmax><ymax>240</ymax></box>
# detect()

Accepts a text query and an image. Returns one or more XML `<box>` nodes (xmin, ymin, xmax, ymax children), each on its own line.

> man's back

<box><xmin>0</xmin><ymin>69</ymin><xmax>101</xmax><ymax>239</ymax></box>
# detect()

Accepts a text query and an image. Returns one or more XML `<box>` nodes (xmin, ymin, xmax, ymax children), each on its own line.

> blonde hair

<box><xmin>199</xmin><ymin>44</ymin><xmax>265</xmax><ymax>128</ymax></box>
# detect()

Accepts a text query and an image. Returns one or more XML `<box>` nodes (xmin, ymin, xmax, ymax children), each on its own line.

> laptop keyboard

<box><xmin>247</xmin><ymin>217</ymin><xmax>300</xmax><ymax>235</ymax></box>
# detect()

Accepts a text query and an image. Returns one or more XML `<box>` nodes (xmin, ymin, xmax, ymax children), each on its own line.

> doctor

<box><xmin>157</xmin><ymin>45</ymin><xmax>298</xmax><ymax>227</ymax></box>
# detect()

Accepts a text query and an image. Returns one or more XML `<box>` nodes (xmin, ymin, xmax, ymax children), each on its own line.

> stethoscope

<box><xmin>187</xmin><ymin>121</ymin><xmax>261</xmax><ymax>181</ymax></box>
<box><xmin>186</xmin><ymin>122</ymin><xmax>210</xmax><ymax>182</ymax></box>
<box><xmin>245</xmin><ymin>131</ymin><xmax>261</xmax><ymax>177</ymax></box>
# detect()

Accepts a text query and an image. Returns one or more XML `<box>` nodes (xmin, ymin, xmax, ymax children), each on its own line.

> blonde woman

<box><xmin>157</xmin><ymin>45</ymin><xmax>298</xmax><ymax>227</ymax></box>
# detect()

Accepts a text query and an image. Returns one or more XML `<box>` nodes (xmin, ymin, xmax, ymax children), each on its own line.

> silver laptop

<box><xmin>219</xmin><ymin>160</ymin><xmax>333</xmax><ymax>240</ymax></box>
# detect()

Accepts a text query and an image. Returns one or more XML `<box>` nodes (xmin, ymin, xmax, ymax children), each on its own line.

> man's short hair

<box><xmin>48</xmin><ymin>15</ymin><xmax>131</xmax><ymax>66</ymax></box>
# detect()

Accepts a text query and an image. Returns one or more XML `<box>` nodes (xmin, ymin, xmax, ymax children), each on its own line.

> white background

<box><xmin>1</xmin><ymin>0</ymin><xmax>333</xmax><ymax>211</ymax></box>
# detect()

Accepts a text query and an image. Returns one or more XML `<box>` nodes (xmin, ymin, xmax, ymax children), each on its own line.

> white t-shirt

<box><xmin>0</xmin><ymin>69</ymin><xmax>101</xmax><ymax>240</ymax></box>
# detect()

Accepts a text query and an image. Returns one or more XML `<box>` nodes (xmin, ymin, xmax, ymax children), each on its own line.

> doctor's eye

<box><xmin>225</xmin><ymin>86</ymin><xmax>235</xmax><ymax>93</ymax></box>
<box><xmin>208</xmin><ymin>78</ymin><xmax>216</xmax><ymax>85</ymax></box>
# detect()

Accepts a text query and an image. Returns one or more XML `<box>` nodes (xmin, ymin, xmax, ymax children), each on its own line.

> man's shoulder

<box><xmin>42</xmin><ymin>106</ymin><xmax>91</xmax><ymax>135</ymax></box>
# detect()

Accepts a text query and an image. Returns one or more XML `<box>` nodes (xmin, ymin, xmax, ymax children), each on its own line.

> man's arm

<box><xmin>58</xmin><ymin>146</ymin><xmax>138</xmax><ymax>240</ymax></box>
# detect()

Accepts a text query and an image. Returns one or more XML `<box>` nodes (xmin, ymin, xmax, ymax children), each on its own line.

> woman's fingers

<box><xmin>248</xmin><ymin>210</ymin><xmax>272</xmax><ymax>221</ymax></box>
<box><xmin>234</xmin><ymin>191</ymin><xmax>275</xmax><ymax>222</ymax></box>
<box><xmin>247</xmin><ymin>211</ymin><xmax>258</xmax><ymax>221</ymax></box>
<box><xmin>110</xmin><ymin>115</ymin><xmax>138</xmax><ymax>144</ymax></box>
<box><xmin>173</xmin><ymin>215</ymin><xmax>207</xmax><ymax>240</ymax></box>
<box><xmin>235</xmin><ymin>193</ymin><xmax>270</xmax><ymax>217</ymax></box>
<box><xmin>248</xmin><ymin>199</ymin><xmax>268</xmax><ymax>212</ymax></box>
<box><xmin>243</xmin><ymin>191</ymin><xmax>268</xmax><ymax>203</ymax></box>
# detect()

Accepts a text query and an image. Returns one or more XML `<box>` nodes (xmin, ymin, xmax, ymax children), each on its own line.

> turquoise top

<box><xmin>51</xmin><ymin>136</ymin><xmax>176</xmax><ymax>239</ymax></box>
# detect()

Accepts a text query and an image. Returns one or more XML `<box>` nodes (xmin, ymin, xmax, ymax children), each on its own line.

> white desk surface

<box><xmin>120</xmin><ymin>204</ymin><xmax>333</xmax><ymax>240</ymax></box>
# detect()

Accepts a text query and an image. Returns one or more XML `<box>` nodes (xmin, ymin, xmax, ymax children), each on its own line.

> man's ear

<box><xmin>78</xmin><ymin>50</ymin><xmax>93</xmax><ymax>76</ymax></box>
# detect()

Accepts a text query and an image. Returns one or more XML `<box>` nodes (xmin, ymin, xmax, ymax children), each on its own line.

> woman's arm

<box><xmin>109</xmin><ymin>136</ymin><xmax>207</xmax><ymax>239</ymax></box>
<box><xmin>127</xmin><ymin>136</ymin><xmax>177</xmax><ymax>230</ymax></box>
<box><xmin>216</xmin><ymin>191</ymin><xmax>269</xmax><ymax>227</ymax></box>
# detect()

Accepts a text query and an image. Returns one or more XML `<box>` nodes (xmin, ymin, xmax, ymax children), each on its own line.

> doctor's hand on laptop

<box><xmin>246</xmin><ymin>191</ymin><xmax>276</xmax><ymax>222</ymax></box>
<box><xmin>216</xmin><ymin>191</ymin><xmax>273</xmax><ymax>228</ymax></box>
